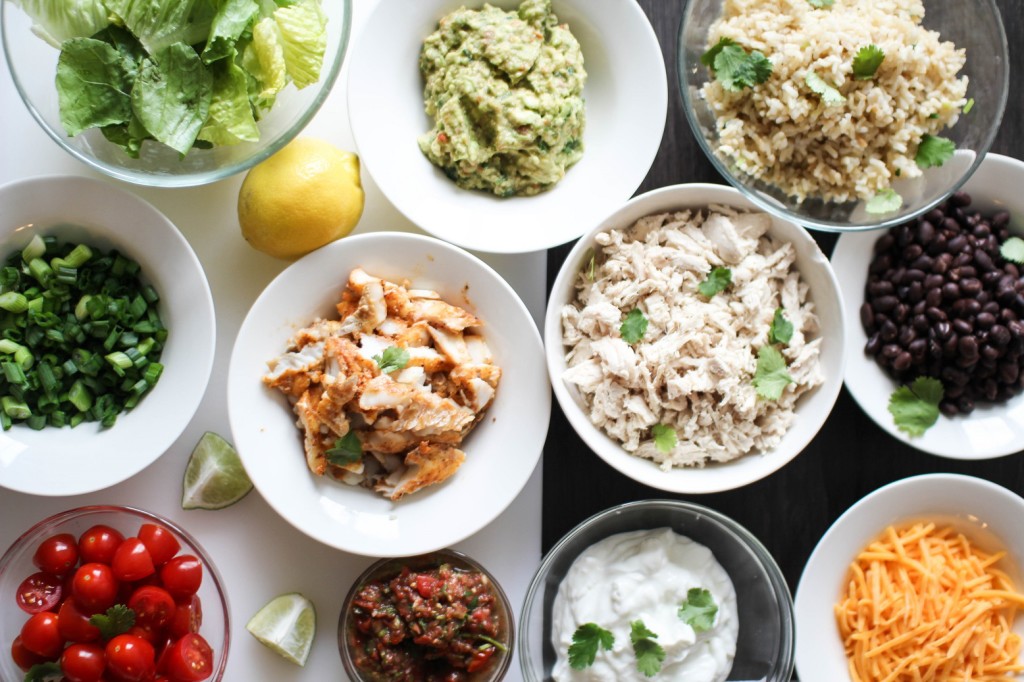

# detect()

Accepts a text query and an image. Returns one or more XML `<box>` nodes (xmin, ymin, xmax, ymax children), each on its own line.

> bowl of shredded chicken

<box><xmin>545</xmin><ymin>184</ymin><xmax>846</xmax><ymax>493</ymax></box>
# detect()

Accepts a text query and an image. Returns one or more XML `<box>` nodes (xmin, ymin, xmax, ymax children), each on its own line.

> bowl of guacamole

<box><xmin>418</xmin><ymin>0</ymin><xmax>586</xmax><ymax>198</ymax></box>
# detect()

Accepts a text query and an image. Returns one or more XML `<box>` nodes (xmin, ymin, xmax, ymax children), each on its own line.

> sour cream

<box><xmin>551</xmin><ymin>528</ymin><xmax>738</xmax><ymax>682</ymax></box>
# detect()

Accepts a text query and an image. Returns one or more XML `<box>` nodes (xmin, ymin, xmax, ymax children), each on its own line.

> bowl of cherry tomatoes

<box><xmin>0</xmin><ymin>505</ymin><xmax>229</xmax><ymax>682</ymax></box>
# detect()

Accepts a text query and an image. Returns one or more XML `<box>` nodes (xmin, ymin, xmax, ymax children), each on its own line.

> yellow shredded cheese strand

<box><xmin>836</xmin><ymin>522</ymin><xmax>1024</xmax><ymax>681</ymax></box>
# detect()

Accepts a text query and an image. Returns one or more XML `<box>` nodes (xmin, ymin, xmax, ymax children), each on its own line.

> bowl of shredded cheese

<box><xmin>794</xmin><ymin>473</ymin><xmax>1024</xmax><ymax>681</ymax></box>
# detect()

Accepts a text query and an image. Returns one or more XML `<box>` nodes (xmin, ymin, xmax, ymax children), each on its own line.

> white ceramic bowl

<box><xmin>227</xmin><ymin>232</ymin><xmax>550</xmax><ymax>556</ymax></box>
<box><xmin>347</xmin><ymin>0</ymin><xmax>667</xmax><ymax>254</ymax></box>
<box><xmin>834</xmin><ymin>153</ymin><xmax>1024</xmax><ymax>459</ymax></box>
<box><xmin>0</xmin><ymin>176</ymin><xmax>215</xmax><ymax>496</ymax></box>
<box><xmin>544</xmin><ymin>183</ymin><xmax>846</xmax><ymax>493</ymax></box>
<box><xmin>794</xmin><ymin>473</ymin><xmax>1024</xmax><ymax>681</ymax></box>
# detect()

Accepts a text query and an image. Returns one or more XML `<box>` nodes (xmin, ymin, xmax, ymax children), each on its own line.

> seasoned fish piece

<box><xmin>264</xmin><ymin>342</ymin><xmax>325</xmax><ymax>397</ymax></box>
<box><xmin>375</xmin><ymin>442</ymin><xmax>466</xmax><ymax>501</ymax></box>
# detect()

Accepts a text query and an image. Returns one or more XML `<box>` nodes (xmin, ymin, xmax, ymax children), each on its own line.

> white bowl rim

<box><xmin>544</xmin><ymin>182</ymin><xmax>847</xmax><ymax>493</ymax></box>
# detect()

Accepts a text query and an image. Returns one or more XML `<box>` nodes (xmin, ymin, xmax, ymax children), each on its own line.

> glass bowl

<box><xmin>338</xmin><ymin>548</ymin><xmax>515</xmax><ymax>681</ymax></box>
<box><xmin>520</xmin><ymin>500</ymin><xmax>794</xmax><ymax>681</ymax></box>
<box><xmin>678</xmin><ymin>0</ymin><xmax>1008</xmax><ymax>232</ymax></box>
<box><xmin>1</xmin><ymin>1</ymin><xmax>352</xmax><ymax>187</ymax></box>
<box><xmin>0</xmin><ymin>505</ymin><xmax>230</xmax><ymax>680</ymax></box>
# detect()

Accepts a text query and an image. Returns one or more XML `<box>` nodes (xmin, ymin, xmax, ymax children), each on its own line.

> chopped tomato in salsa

<box><xmin>349</xmin><ymin>563</ymin><xmax>506</xmax><ymax>681</ymax></box>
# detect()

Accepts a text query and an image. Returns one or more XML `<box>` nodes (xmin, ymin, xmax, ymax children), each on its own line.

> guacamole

<box><xmin>418</xmin><ymin>0</ymin><xmax>586</xmax><ymax>197</ymax></box>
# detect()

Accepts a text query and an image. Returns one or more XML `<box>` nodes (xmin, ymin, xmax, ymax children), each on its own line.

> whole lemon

<box><xmin>238</xmin><ymin>138</ymin><xmax>365</xmax><ymax>259</ymax></box>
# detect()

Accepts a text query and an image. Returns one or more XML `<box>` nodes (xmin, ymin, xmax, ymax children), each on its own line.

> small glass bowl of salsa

<box><xmin>338</xmin><ymin>549</ymin><xmax>515</xmax><ymax>682</ymax></box>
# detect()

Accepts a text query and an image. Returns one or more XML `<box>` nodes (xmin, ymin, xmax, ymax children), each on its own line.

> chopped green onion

<box><xmin>62</xmin><ymin>244</ymin><xmax>93</xmax><ymax>268</ymax></box>
<box><xmin>21</xmin><ymin>236</ymin><xmax>45</xmax><ymax>263</ymax></box>
<box><xmin>68</xmin><ymin>380</ymin><xmax>93</xmax><ymax>412</ymax></box>
<box><xmin>1</xmin><ymin>396</ymin><xmax>30</xmax><ymax>420</ymax></box>
<box><xmin>27</xmin><ymin>258</ymin><xmax>53</xmax><ymax>285</ymax></box>
<box><xmin>2</xmin><ymin>362</ymin><xmax>26</xmax><ymax>385</ymax></box>
<box><xmin>0</xmin><ymin>292</ymin><xmax>28</xmax><ymax>313</ymax></box>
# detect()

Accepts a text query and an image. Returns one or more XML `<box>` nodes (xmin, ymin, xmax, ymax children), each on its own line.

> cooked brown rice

<box><xmin>700</xmin><ymin>0</ymin><xmax>968</xmax><ymax>203</ymax></box>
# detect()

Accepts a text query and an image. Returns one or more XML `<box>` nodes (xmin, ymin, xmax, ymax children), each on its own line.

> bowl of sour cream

<box><xmin>519</xmin><ymin>500</ymin><xmax>794</xmax><ymax>681</ymax></box>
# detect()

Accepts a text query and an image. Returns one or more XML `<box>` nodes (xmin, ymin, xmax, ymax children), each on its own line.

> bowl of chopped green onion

<box><xmin>1</xmin><ymin>0</ymin><xmax>351</xmax><ymax>187</ymax></box>
<box><xmin>0</xmin><ymin>175</ymin><xmax>215</xmax><ymax>495</ymax></box>
<box><xmin>678</xmin><ymin>0</ymin><xmax>1008</xmax><ymax>231</ymax></box>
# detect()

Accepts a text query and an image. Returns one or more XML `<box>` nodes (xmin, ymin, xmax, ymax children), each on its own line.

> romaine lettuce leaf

<box><xmin>202</xmin><ymin>0</ymin><xmax>260</xmax><ymax>64</ymax></box>
<box><xmin>56</xmin><ymin>37</ymin><xmax>132</xmax><ymax>136</ymax></box>
<box><xmin>245</xmin><ymin>17</ymin><xmax>288</xmax><ymax>99</ymax></box>
<box><xmin>272</xmin><ymin>0</ymin><xmax>326</xmax><ymax>89</ymax></box>
<box><xmin>11</xmin><ymin>0</ymin><xmax>111</xmax><ymax>48</ymax></box>
<box><xmin>101</xmin><ymin>114</ymin><xmax>150</xmax><ymax>158</ymax></box>
<box><xmin>131</xmin><ymin>42</ymin><xmax>213</xmax><ymax>154</ymax></box>
<box><xmin>197</xmin><ymin>57</ymin><xmax>259</xmax><ymax>145</ymax></box>
<box><xmin>104</xmin><ymin>0</ymin><xmax>217</xmax><ymax>53</ymax></box>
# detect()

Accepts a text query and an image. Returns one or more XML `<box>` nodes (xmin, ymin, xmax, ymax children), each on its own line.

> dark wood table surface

<box><xmin>541</xmin><ymin>0</ymin><xmax>1024</xmax><ymax>605</ymax></box>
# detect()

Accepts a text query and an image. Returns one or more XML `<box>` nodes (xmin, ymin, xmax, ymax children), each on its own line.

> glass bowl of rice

<box><xmin>678</xmin><ymin>0</ymin><xmax>1008</xmax><ymax>232</ymax></box>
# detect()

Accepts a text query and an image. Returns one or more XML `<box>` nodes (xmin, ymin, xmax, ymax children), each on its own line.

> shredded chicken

<box><xmin>264</xmin><ymin>269</ymin><xmax>501</xmax><ymax>500</ymax></box>
<box><xmin>561</xmin><ymin>208</ymin><xmax>824</xmax><ymax>468</ymax></box>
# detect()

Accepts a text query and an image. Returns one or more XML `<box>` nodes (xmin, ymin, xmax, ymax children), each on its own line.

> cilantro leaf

<box><xmin>620</xmin><ymin>308</ymin><xmax>649</xmax><ymax>345</ymax></box>
<box><xmin>89</xmin><ymin>604</ymin><xmax>135</xmax><ymax>640</ymax></box>
<box><xmin>805</xmin><ymin>71</ymin><xmax>846</xmax><ymax>105</ymax></box>
<box><xmin>698</xmin><ymin>267</ymin><xmax>732</xmax><ymax>298</ymax></box>
<box><xmin>24</xmin><ymin>662</ymin><xmax>62</xmax><ymax>682</ymax></box>
<box><xmin>753</xmin><ymin>345</ymin><xmax>793</xmax><ymax>400</ymax></box>
<box><xmin>963</xmin><ymin>97</ymin><xmax>975</xmax><ymax>114</ymax></box>
<box><xmin>630</xmin><ymin>620</ymin><xmax>665</xmax><ymax>677</ymax></box>
<box><xmin>678</xmin><ymin>587</ymin><xmax>718</xmax><ymax>633</ymax></box>
<box><xmin>852</xmin><ymin>45</ymin><xmax>884</xmax><ymax>80</ymax></box>
<box><xmin>1000</xmin><ymin>237</ymin><xmax>1024</xmax><ymax>264</ymax></box>
<box><xmin>326</xmin><ymin>431</ymin><xmax>362</xmax><ymax>467</ymax></box>
<box><xmin>568</xmin><ymin>623</ymin><xmax>615</xmax><ymax>670</ymax></box>
<box><xmin>866</xmin><ymin>189</ymin><xmax>903</xmax><ymax>214</ymax></box>
<box><xmin>700</xmin><ymin>37</ymin><xmax>737</xmax><ymax>68</ymax></box>
<box><xmin>715</xmin><ymin>45</ymin><xmax>772</xmax><ymax>92</ymax></box>
<box><xmin>373</xmin><ymin>346</ymin><xmax>409</xmax><ymax>374</ymax></box>
<box><xmin>807</xmin><ymin>0</ymin><xmax>834</xmax><ymax>6</ymax></box>
<box><xmin>889</xmin><ymin>376</ymin><xmax>943</xmax><ymax>437</ymax></box>
<box><xmin>915</xmin><ymin>134</ymin><xmax>956</xmax><ymax>169</ymax></box>
<box><xmin>583</xmin><ymin>247</ymin><xmax>596</xmax><ymax>282</ymax></box>
<box><xmin>652</xmin><ymin>424</ymin><xmax>677</xmax><ymax>454</ymax></box>
<box><xmin>769</xmin><ymin>307</ymin><xmax>794</xmax><ymax>345</ymax></box>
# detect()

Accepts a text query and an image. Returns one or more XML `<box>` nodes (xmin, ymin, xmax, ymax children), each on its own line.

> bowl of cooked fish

<box><xmin>227</xmin><ymin>232</ymin><xmax>550</xmax><ymax>556</ymax></box>
<box><xmin>544</xmin><ymin>183</ymin><xmax>846</xmax><ymax>493</ymax></box>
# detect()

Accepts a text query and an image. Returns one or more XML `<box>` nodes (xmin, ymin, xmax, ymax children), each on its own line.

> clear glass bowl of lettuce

<box><xmin>2</xmin><ymin>0</ymin><xmax>351</xmax><ymax>187</ymax></box>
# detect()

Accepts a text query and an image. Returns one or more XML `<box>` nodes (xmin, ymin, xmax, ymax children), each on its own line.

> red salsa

<box><xmin>348</xmin><ymin>562</ymin><xmax>507</xmax><ymax>681</ymax></box>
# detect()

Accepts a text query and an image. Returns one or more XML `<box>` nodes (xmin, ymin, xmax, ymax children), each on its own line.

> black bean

<box><xmin>899</xmin><ymin>327</ymin><xmax>917</xmax><ymax>346</ymax></box>
<box><xmin>948</xmin><ymin>235</ymin><xmax>968</xmax><ymax>253</ymax></box>
<box><xmin>993</xmin><ymin>211</ymin><xmax>1011</xmax><ymax>228</ymax></box>
<box><xmin>953</xmin><ymin>319</ymin><xmax>973</xmax><ymax>336</ymax></box>
<box><xmin>893</xmin><ymin>352</ymin><xmax>912</xmax><ymax>371</ymax></box>
<box><xmin>865</xmin><ymin>334</ymin><xmax>882</xmax><ymax>356</ymax></box>
<box><xmin>882</xmin><ymin>343</ymin><xmax>901</xmax><ymax>359</ymax></box>
<box><xmin>957</xmin><ymin>396</ymin><xmax>976</xmax><ymax>414</ymax></box>
<box><xmin>959</xmin><ymin>278</ymin><xmax>983</xmax><ymax>296</ymax></box>
<box><xmin>942</xmin><ymin>283</ymin><xmax>959</xmax><ymax>300</ymax></box>
<box><xmin>910</xmin><ymin>338</ymin><xmax>928</xmax><ymax>358</ymax></box>
<box><xmin>860</xmin><ymin>303</ymin><xmax>875</xmax><ymax>331</ymax></box>
<box><xmin>940</xmin><ymin>401</ymin><xmax>960</xmax><ymax>417</ymax></box>
<box><xmin>943</xmin><ymin>217</ymin><xmax>961</xmax><ymax>234</ymax></box>
<box><xmin>873</xmin><ymin>233</ymin><xmax>896</xmax><ymax>254</ymax></box>
<box><xmin>868</xmin><ymin>280</ymin><xmax>894</xmax><ymax>297</ymax></box>
<box><xmin>990</xmin><ymin>325</ymin><xmax>1011</xmax><ymax>347</ymax></box>
<box><xmin>917</xmin><ymin>220</ymin><xmax>936</xmax><ymax>244</ymax></box>
<box><xmin>959</xmin><ymin>336</ymin><xmax>979</xmax><ymax>359</ymax></box>
<box><xmin>950</xmin><ymin>191</ymin><xmax>972</xmax><ymax>207</ymax></box>
<box><xmin>880</xmin><ymin>320</ymin><xmax>898</xmax><ymax>341</ymax></box>
<box><xmin>977</xmin><ymin>312</ymin><xmax>996</xmax><ymax>329</ymax></box>
<box><xmin>975</xmin><ymin>250</ymin><xmax>994</xmax><ymax>271</ymax></box>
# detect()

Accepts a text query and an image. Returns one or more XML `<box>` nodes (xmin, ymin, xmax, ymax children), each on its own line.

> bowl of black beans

<box><xmin>832</xmin><ymin>153</ymin><xmax>1024</xmax><ymax>459</ymax></box>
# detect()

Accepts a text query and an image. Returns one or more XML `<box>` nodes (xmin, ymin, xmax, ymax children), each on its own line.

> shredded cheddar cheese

<box><xmin>836</xmin><ymin>522</ymin><xmax>1024</xmax><ymax>682</ymax></box>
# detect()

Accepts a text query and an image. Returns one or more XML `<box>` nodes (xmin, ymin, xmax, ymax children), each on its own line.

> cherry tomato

<box><xmin>105</xmin><ymin>634</ymin><xmax>156</xmax><ymax>682</ymax></box>
<box><xmin>32</xmin><ymin>532</ymin><xmax>80</xmax><ymax>577</ymax></box>
<box><xmin>72</xmin><ymin>562</ymin><xmax>119</xmax><ymax>614</ymax></box>
<box><xmin>138</xmin><ymin>524</ymin><xmax>181</xmax><ymax>567</ymax></box>
<box><xmin>111</xmin><ymin>537</ymin><xmax>155</xmax><ymax>582</ymax></box>
<box><xmin>15</xmin><ymin>571</ymin><xmax>63</xmax><ymax>614</ymax></box>
<box><xmin>160</xmin><ymin>555</ymin><xmax>202</xmax><ymax>600</ymax></box>
<box><xmin>61</xmin><ymin>642</ymin><xmax>106</xmax><ymax>682</ymax></box>
<box><xmin>10</xmin><ymin>635</ymin><xmax>45</xmax><ymax>671</ymax></box>
<box><xmin>20</xmin><ymin>611</ymin><xmax>63</xmax><ymax>658</ymax></box>
<box><xmin>160</xmin><ymin>634</ymin><xmax>214</xmax><ymax>682</ymax></box>
<box><xmin>127</xmin><ymin>624</ymin><xmax>161</xmax><ymax>645</ymax></box>
<box><xmin>128</xmin><ymin>585</ymin><xmax>176</xmax><ymax>629</ymax></box>
<box><xmin>78</xmin><ymin>524</ymin><xmax>124</xmax><ymax>565</ymax></box>
<box><xmin>58</xmin><ymin>597</ymin><xmax>102</xmax><ymax>643</ymax></box>
<box><xmin>168</xmin><ymin>594</ymin><xmax>203</xmax><ymax>639</ymax></box>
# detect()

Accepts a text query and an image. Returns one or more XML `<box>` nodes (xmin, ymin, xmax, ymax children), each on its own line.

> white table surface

<box><xmin>0</xmin><ymin>2</ymin><xmax>545</xmax><ymax>680</ymax></box>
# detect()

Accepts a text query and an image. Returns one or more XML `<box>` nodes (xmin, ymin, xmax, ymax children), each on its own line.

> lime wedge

<box><xmin>246</xmin><ymin>592</ymin><xmax>317</xmax><ymax>666</ymax></box>
<box><xmin>181</xmin><ymin>431</ymin><xmax>253</xmax><ymax>510</ymax></box>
